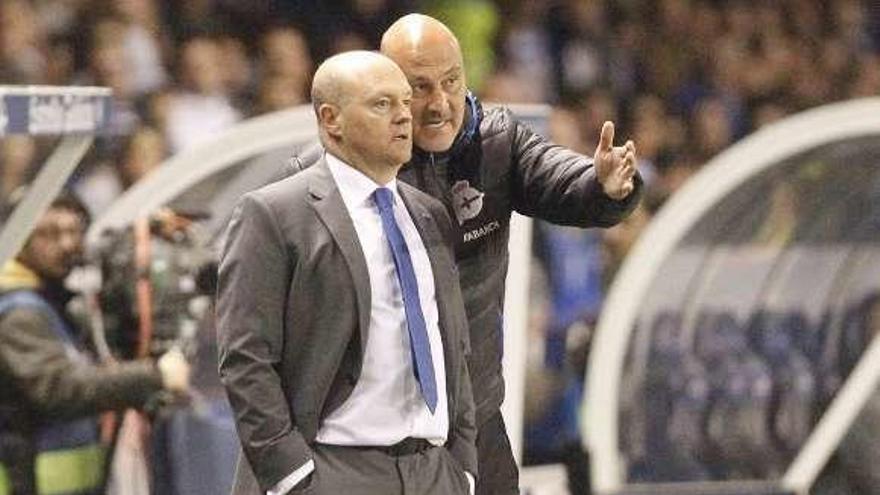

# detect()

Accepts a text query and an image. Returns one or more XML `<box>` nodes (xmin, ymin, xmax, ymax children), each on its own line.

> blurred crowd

<box><xmin>1</xmin><ymin>0</ymin><xmax>877</xmax><ymax>215</ymax></box>
<box><xmin>1</xmin><ymin>0</ymin><xmax>878</xmax><ymax>226</ymax></box>
<box><xmin>1</xmin><ymin>0</ymin><xmax>879</xmax><ymax>483</ymax></box>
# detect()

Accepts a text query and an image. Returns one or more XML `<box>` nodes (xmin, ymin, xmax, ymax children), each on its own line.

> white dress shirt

<box><xmin>317</xmin><ymin>153</ymin><xmax>449</xmax><ymax>444</ymax></box>
<box><xmin>269</xmin><ymin>153</ymin><xmax>463</xmax><ymax>495</ymax></box>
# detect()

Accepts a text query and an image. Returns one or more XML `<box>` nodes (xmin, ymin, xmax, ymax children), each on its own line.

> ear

<box><xmin>319</xmin><ymin>103</ymin><xmax>343</xmax><ymax>139</ymax></box>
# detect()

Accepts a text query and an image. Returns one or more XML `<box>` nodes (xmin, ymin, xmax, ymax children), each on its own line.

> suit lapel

<box><xmin>307</xmin><ymin>159</ymin><xmax>371</xmax><ymax>355</ymax></box>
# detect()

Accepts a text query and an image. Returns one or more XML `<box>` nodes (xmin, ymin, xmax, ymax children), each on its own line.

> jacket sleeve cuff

<box><xmin>446</xmin><ymin>435</ymin><xmax>479</xmax><ymax>478</ymax></box>
<box><xmin>249</xmin><ymin>430</ymin><xmax>313</xmax><ymax>492</ymax></box>
<box><xmin>267</xmin><ymin>460</ymin><xmax>315</xmax><ymax>495</ymax></box>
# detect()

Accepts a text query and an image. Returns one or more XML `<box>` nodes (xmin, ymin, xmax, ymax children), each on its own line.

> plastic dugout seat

<box><xmin>747</xmin><ymin>310</ymin><xmax>816</xmax><ymax>457</ymax></box>
<box><xmin>640</xmin><ymin>311</ymin><xmax>687</xmax><ymax>445</ymax></box>
<box><xmin>627</xmin><ymin>356</ymin><xmax>712</xmax><ymax>483</ymax></box>
<box><xmin>648</xmin><ymin>311</ymin><xmax>687</xmax><ymax>363</ymax></box>
<box><xmin>704</xmin><ymin>352</ymin><xmax>783</xmax><ymax>478</ymax></box>
<box><xmin>663</xmin><ymin>356</ymin><xmax>713</xmax><ymax>480</ymax></box>
<box><xmin>813</xmin><ymin>292</ymin><xmax>880</xmax><ymax>410</ymax></box>
<box><xmin>645</xmin><ymin>311</ymin><xmax>690</xmax><ymax>428</ymax></box>
<box><xmin>694</xmin><ymin>311</ymin><xmax>748</xmax><ymax>364</ymax></box>
<box><xmin>627</xmin><ymin>311</ymin><xmax>714</xmax><ymax>482</ymax></box>
<box><xmin>626</xmin><ymin>311</ymin><xmax>713</xmax><ymax>482</ymax></box>
<box><xmin>747</xmin><ymin>310</ymin><xmax>810</xmax><ymax>357</ymax></box>
<box><xmin>620</xmin><ymin>314</ymin><xmax>682</xmax><ymax>469</ymax></box>
<box><xmin>797</xmin><ymin>310</ymin><xmax>831</xmax><ymax>366</ymax></box>
<box><xmin>839</xmin><ymin>292</ymin><xmax>880</xmax><ymax>379</ymax></box>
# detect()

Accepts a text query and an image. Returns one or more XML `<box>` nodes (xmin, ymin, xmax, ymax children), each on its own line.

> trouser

<box><xmin>475</xmin><ymin>411</ymin><xmax>520</xmax><ymax>495</ymax></box>
<box><xmin>293</xmin><ymin>441</ymin><xmax>470</xmax><ymax>495</ymax></box>
<box><xmin>232</xmin><ymin>440</ymin><xmax>470</xmax><ymax>495</ymax></box>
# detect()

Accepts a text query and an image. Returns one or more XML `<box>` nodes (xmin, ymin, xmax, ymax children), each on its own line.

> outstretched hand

<box><xmin>594</xmin><ymin>121</ymin><xmax>637</xmax><ymax>200</ymax></box>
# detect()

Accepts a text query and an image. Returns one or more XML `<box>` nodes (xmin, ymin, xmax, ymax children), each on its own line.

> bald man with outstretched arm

<box><xmin>217</xmin><ymin>51</ymin><xmax>477</xmax><ymax>495</ymax></box>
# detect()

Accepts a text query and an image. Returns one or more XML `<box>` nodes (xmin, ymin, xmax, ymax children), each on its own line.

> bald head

<box><xmin>379</xmin><ymin>14</ymin><xmax>467</xmax><ymax>153</ymax></box>
<box><xmin>311</xmin><ymin>50</ymin><xmax>400</xmax><ymax>116</ymax></box>
<box><xmin>380</xmin><ymin>14</ymin><xmax>461</xmax><ymax>61</ymax></box>
<box><xmin>310</xmin><ymin>50</ymin><xmax>413</xmax><ymax>183</ymax></box>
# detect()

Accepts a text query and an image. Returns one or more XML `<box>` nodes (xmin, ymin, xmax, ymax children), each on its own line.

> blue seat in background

<box><xmin>747</xmin><ymin>310</ymin><xmax>816</xmax><ymax>458</ymax></box>
<box><xmin>839</xmin><ymin>293</ymin><xmax>880</xmax><ymax>380</ymax></box>
<box><xmin>694</xmin><ymin>311</ymin><xmax>748</xmax><ymax>363</ymax></box>
<box><xmin>664</xmin><ymin>356</ymin><xmax>712</xmax><ymax>479</ymax></box>
<box><xmin>704</xmin><ymin>351</ymin><xmax>781</xmax><ymax>479</ymax></box>
<box><xmin>628</xmin><ymin>353</ymin><xmax>712</xmax><ymax>482</ymax></box>
<box><xmin>626</xmin><ymin>312</ymin><xmax>714</xmax><ymax>482</ymax></box>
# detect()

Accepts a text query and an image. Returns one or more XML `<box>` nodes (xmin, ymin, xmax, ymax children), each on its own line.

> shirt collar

<box><xmin>325</xmin><ymin>152</ymin><xmax>399</xmax><ymax>209</ymax></box>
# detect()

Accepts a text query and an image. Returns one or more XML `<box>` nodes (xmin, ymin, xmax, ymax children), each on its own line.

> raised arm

<box><xmin>505</xmin><ymin>109</ymin><xmax>643</xmax><ymax>227</ymax></box>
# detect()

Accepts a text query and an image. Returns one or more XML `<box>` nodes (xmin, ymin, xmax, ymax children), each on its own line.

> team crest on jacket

<box><xmin>451</xmin><ymin>180</ymin><xmax>484</xmax><ymax>225</ymax></box>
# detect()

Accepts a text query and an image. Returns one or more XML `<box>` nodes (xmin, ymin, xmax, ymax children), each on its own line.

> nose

<box><xmin>58</xmin><ymin>230</ymin><xmax>82</xmax><ymax>254</ymax></box>
<box><xmin>394</xmin><ymin>103</ymin><xmax>412</xmax><ymax>125</ymax></box>
<box><xmin>426</xmin><ymin>87</ymin><xmax>448</xmax><ymax>112</ymax></box>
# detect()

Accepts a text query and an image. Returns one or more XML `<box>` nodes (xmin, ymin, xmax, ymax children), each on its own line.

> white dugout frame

<box><xmin>585</xmin><ymin>97</ymin><xmax>880</xmax><ymax>495</ymax></box>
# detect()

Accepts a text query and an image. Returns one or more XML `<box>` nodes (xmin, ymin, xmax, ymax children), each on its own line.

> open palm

<box><xmin>594</xmin><ymin>121</ymin><xmax>637</xmax><ymax>200</ymax></box>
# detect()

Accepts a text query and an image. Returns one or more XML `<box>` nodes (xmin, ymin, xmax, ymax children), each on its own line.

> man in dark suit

<box><xmin>216</xmin><ymin>51</ymin><xmax>477</xmax><ymax>495</ymax></box>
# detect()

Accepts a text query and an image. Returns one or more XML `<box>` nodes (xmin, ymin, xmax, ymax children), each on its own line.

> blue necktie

<box><xmin>373</xmin><ymin>187</ymin><xmax>439</xmax><ymax>413</ymax></box>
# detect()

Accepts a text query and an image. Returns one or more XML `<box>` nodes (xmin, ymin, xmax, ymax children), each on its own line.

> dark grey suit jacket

<box><xmin>216</xmin><ymin>158</ymin><xmax>477</xmax><ymax>494</ymax></box>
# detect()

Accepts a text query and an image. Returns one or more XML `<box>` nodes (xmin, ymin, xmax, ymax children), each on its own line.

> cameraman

<box><xmin>0</xmin><ymin>193</ymin><xmax>190</xmax><ymax>495</ymax></box>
